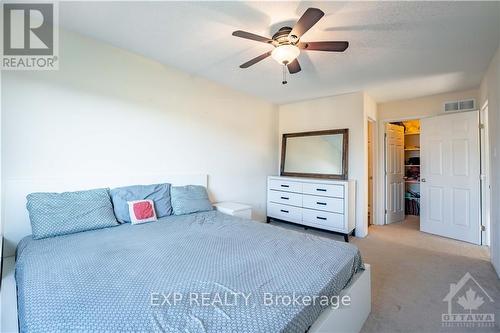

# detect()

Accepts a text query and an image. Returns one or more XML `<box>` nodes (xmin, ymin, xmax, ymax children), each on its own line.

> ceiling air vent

<box><xmin>443</xmin><ymin>99</ymin><xmax>476</xmax><ymax>112</ymax></box>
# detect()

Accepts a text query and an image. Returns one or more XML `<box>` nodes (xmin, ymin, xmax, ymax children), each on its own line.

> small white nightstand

<box><xmin>214</xmin><ymin>202</ymin><xmax>252</xmax><ymax>219</ymax></box>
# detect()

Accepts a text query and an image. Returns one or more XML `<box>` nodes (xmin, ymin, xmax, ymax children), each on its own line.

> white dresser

<box><xmin>267</xmin><ymin>176</ymin><xmax>355</xmax><ymax>241</ymax></box>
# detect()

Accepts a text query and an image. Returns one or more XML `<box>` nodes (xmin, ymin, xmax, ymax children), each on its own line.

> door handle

<box><xmin>421</xmin><ymin>178</ymin><xmax>426</xmax><ymax>182</ymax></box>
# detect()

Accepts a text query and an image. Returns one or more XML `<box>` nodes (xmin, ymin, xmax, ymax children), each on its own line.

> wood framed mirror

<box><xmin>280</xmin><ymin>129</ymin><xmax>348</xmax><ymax>180</ymax></box>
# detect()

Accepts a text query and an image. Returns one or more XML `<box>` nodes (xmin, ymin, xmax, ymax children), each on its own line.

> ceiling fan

<box><xmin>232</xmin><ymin>7</ymin><xmax>348</xmax><ymax>84</ymax></box>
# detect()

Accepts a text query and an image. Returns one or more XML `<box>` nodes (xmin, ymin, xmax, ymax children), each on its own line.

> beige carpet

<box><xmin>272</xmin><ymin>217</ymin><xmax>500</xmax><ymax>332</ymax></box>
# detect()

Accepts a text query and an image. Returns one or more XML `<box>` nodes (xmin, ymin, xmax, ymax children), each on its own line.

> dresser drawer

<box><xmin>268</xmin><ymin>190</ymin><xmax>302</xmax><ymax>207</ymax></box>
<box><xmin>267</xmin><ymin>202</ymin><xmax>302</xmax><ymax>223</ymax></box>
<box><xmin>302</xmin><ymin>208</ymin><xmax>345</xmax><ymax>230</ymax></box>
<box><xmin>302</xmin><ymin>195</ymin><xmax>344</xmax><ymax>213</ymax></box>
<box><xmin>269</xmin><ymin>179</ymin><xmax>302</xmax><ymax>193</ymax></box>
<box><xmin>302</xmin><ymin>182</ymin><xmax>344</xmax><ymax>198</ymax></box>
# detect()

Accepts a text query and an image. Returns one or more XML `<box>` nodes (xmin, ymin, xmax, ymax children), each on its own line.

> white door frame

<box><xmin>367</xmin><ymin>118</ymin><xmax>376</xmax><ymax>225</ymax></box>
<box><xmin>480</xmin><ymin>101</ymin><xmax>490</xmax><ymax>246</ymax></box>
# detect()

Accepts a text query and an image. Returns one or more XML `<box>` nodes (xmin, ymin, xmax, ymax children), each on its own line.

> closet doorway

<box><xmin>384</xmin><ymin>112</ymin><xmax>482</xmax><ymax>245</ymax></box>
<box><xmin>384</xmin><ymin>120</ymin><xmax>420</xmax><ymax>226</ymax></box>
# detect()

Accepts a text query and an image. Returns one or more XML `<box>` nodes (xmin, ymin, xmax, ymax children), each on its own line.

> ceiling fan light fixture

<box><xmin>271</xmin><ymin>44</ymin><xmax>300</xmax><ymax>65</ymax></box>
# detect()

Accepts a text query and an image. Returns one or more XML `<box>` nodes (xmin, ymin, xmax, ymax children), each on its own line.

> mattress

<box><xmin>16</xmin><ymin>210</ymin><xmax>363</xmax><ymax>332</ymax></box>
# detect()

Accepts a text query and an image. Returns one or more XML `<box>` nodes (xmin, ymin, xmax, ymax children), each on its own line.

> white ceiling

<box><xmin>59</xmin><ymin>1</ymin><xmax>500</xmax><ymax>104</ymax></box>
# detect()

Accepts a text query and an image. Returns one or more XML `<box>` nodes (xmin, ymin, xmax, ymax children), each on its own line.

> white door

<box><xmin>420</xmin><ymin>111</ymin><xmax>481</xmax><ymax>244</ymax></box>
<box><xmin>385</xmin><ymin>123</ymin><xmax>405</xmax><ymax>224</ymax></box>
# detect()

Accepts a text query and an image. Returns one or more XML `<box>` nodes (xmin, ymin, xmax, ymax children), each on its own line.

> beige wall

<box><xmin>480</xmin><ymin>45</ymin><xmax>500</xmax><ymax>277</ymax></box>
<box><xmin>375</xmin><ymin>88</ymin><xmax>479</xmax><ymax>226</ymax></box>
<box><xmin>364</xmin><ymin>93</ymin><xmax>377</xmax><ymax>121</ymax></box>
<box><xmin>1</xmin><ymin>30</ymin><xmax>279</xmax><ymax>255</ymax></box>
<box><xmin>378</xmin><ymin>88</ymin><xmax>479</xmax><ymax>121</ymax></box>
<box><xmin>278</xmin><ymin>92</ymin><xmax>372</xmax><ymax>237</ymax></box>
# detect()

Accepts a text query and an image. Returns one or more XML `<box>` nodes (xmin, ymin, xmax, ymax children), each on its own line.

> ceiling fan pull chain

<box><xmin>282</xmin><ymin>64</ymin><xmax>288</xmax><ymax>85</ymax></box>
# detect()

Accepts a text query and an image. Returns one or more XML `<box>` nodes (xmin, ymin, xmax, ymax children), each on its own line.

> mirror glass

<box><xmin>281</xmin><ymin>129</ymin><xmax>348</xmax><ymax>179</ymax></box>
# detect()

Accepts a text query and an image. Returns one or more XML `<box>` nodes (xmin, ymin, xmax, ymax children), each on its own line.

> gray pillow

<box><xmin>110</xmin><ymin>183</ymin><xmax>172</xmax><ymax>223</ymax></box>
<box><xmin>26</xmin><ymin>188</ymin><xmax>119</xmax><ymax>240</ymax></box>
<box><xmin>171</xmin><ymin>185</ymin><xmax>213</xmax><ymax>215</ymax></box>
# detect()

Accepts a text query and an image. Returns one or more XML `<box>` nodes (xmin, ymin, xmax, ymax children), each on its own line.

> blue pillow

<box><xmin>110</xmin><ymin>183</ymin><xmax>172</xmax><ymax>223</ymax></box>
<box><xmin>171</xmin><ymin>185</ymin><xmax>213</xmax><ymax>215</ymax></box>
<box><xmin>26</xmin><ymin>188</ymin><xmax>119</xmax><ymax>240</ymax></box>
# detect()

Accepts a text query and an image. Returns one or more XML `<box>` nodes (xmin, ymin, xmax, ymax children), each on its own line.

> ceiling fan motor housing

<box><xmin>272</xmin><ymin>27</ymin><xmax>296</xmax><ymax>45</ymax></box>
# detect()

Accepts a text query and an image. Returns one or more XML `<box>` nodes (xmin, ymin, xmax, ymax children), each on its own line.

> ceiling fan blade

<box><xmin>239</xmin><ymin>51</ymin><xmax>272</xmax><ymax>68</ymax></box>
<box><xmin>232</xmin><ymin>30</ymin><xmax>274</xmax><ymax>44</ymax></box>
<box><xmin>299</xmin><ymin>41</ymin><xmax>349</xmax><ymax>52</ymax></box>
<box><xmin>287</xmin><ymin>59</ymin><xmax>301</xmax><ymax>74</ymax></box>
<box><xmin>290</xmin><ymin>8</ymin><xmax>324</xmax><ymax>39</ymax></box>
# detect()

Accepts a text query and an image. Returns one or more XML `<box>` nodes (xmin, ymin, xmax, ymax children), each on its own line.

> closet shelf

<box><xmin>405</xmin><ymin>180</ymin><xmax>420</xmax><ymax>184</ymax></box>
<box><xmin>404</xmin><ymin>148</ymin><xmax>420</xmax><ymax>151</ymax></box>
<box><xmin>404</xmin><ymin>132</ymin><xmax>420</xmax><ymax>136</ymax></box>
<box><xmin>405</xmin><ymin>164</ymin><xmax>420</xmax><ymax>167</ymax></box>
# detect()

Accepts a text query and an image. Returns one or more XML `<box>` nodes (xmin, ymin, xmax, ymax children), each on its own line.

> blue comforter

<box><xmin>16</xmin><ymin>211</ymin><xmax>363</xmax><ymax>332</ymax></box>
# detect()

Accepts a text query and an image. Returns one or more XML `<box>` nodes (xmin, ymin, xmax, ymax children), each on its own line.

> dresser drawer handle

<box><xmin>280</xmin><ymin>196</ymin><xmax>289</xmax><ymax>200</ymax></box>
<box><xmin>316</xmin><ymin>188</ymin><xmax>327</xmax><ymax>192</ymax></box>
<box><xmin>280</xmin><ymin>184</ymin><xmax>289</xmax><ymax>188</ymax></box>
<box><xmin>316</xmin><ymin>216</ymin><xmax>327</xmax><ymax>220</ymax></box>
<box><xmin>316</xmin><ymin>202</ymin><xmax>327</xmax><ymax>206</ymax></box>
<box><xmin>280</xmin><ymin>209</ymin><xmax>289</xmax><ymax>213</ymax></box>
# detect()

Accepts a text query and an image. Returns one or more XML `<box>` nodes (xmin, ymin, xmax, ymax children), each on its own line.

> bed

<box><xmin>15</xmin><ymin>210</ymin><xmax>365</xmax><ymax>332</ymax></box>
